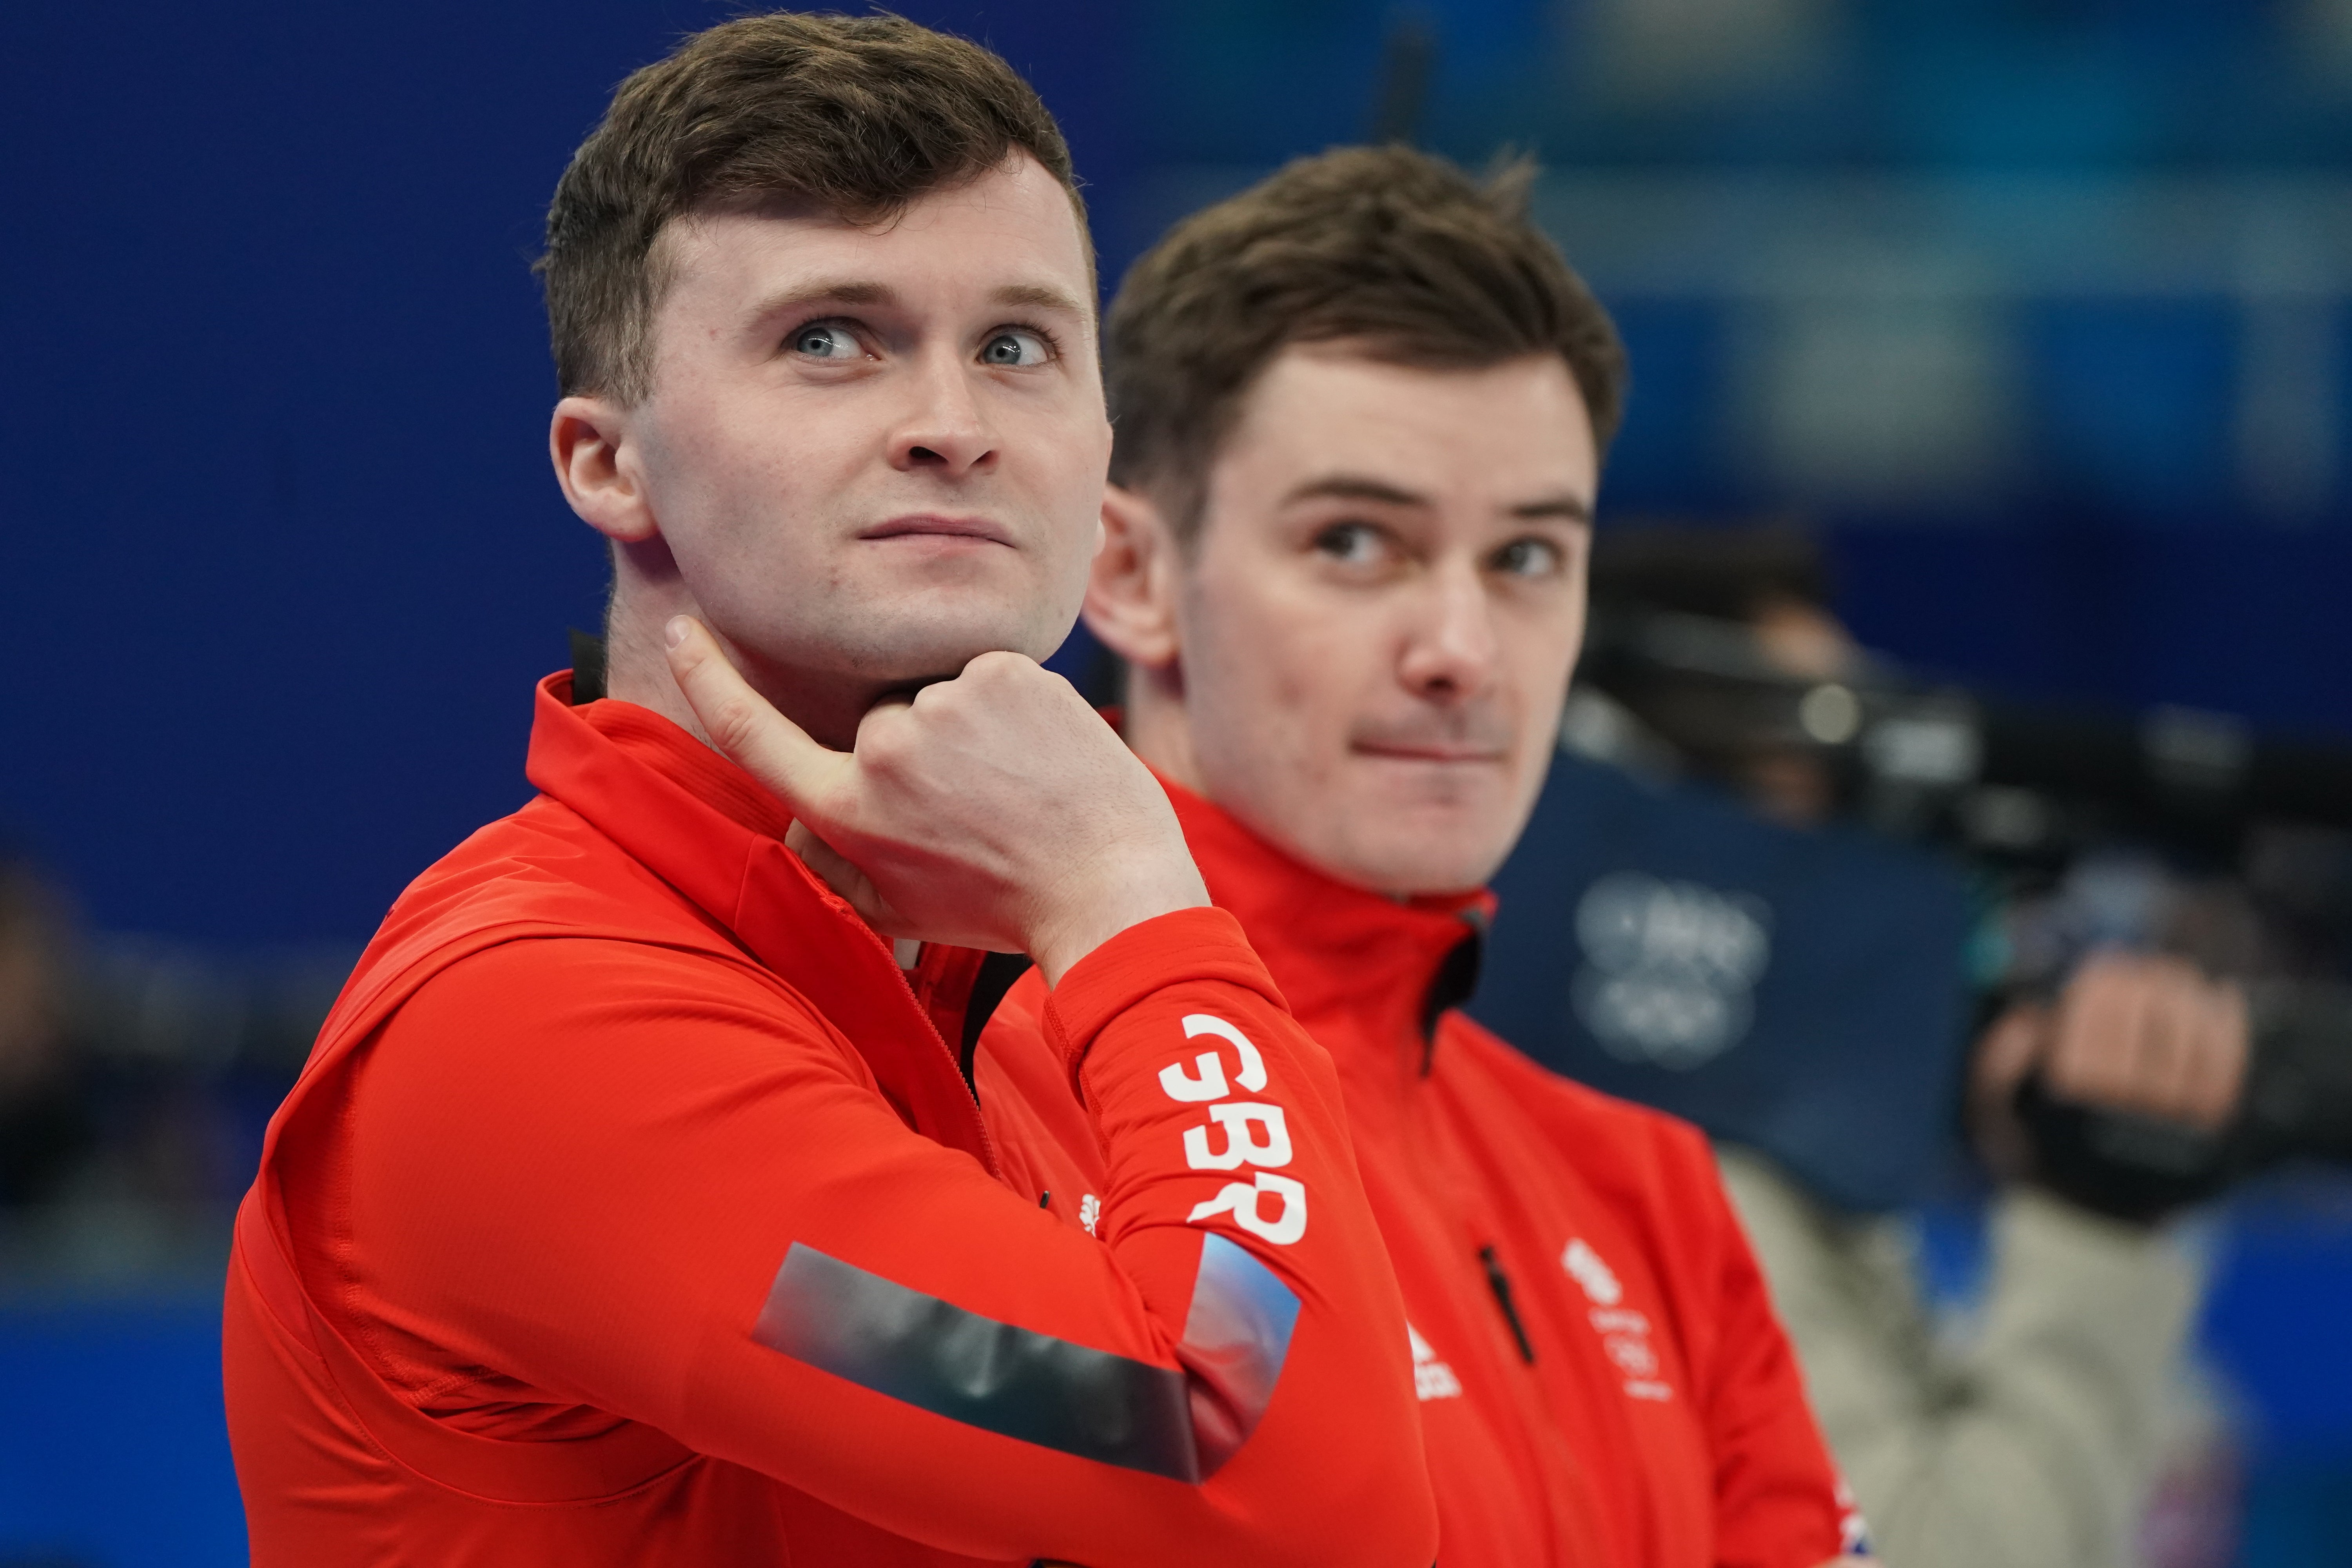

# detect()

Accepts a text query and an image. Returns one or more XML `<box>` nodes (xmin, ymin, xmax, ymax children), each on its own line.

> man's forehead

<box><xmin>1225</xmin><ymin>347</ymin><xmax>1596</xmax><ymax>508</ymax></box>
<box><xmin>659</xmin><ymin>157</ymin><xmax>1093</xmax><ymax>311</ymax></box>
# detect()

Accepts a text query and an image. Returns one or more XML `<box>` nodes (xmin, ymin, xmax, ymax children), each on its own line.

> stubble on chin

<box><xmin>795</xmin><ymin>603</ymin><xmax>1066</xmax><ymax>685</ymax></box>
<box><xmin>1345</xmin><ymin>768</ymin><xmax>1523</xmax><ymax>894</ymax></box>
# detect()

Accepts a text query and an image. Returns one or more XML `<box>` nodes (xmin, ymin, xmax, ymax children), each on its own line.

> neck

<box><xmin>1119</xmin><ymin>658</ymin><xmax>1206</xmax><ymax>794</ymax></box>
<box><xmin>599</xmin><ymin>538</ymin><xmax>886</xmax><ymax>753</ymax></box>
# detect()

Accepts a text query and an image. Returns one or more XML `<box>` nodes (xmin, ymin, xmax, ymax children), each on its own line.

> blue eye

<box><xmin>791</xmin><ymin>323</ymin><xmax>859</xmax><ymax>360</ymax></box>
<box><xmin>980</xmin><ymin>329</ymin><xmax>1051</xmax><ymax>367</ymax></box>
<box><xmin>1495</xmin><ymin>537</ymin><xmax>1563</xmax><ymax>577</ymax></box>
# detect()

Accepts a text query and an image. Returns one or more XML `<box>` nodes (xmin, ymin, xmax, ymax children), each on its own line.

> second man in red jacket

<box><xmin>980</xmin><ymin>145</ymin><xmax>1875</xmax><ymax>1568</ymax></box>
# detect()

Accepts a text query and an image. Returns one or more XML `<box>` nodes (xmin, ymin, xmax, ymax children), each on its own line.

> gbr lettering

<box><xmin>1160</xmin><ymin>1013</ymin><xmax>1306</xmax><ymax>1246</ymax></box>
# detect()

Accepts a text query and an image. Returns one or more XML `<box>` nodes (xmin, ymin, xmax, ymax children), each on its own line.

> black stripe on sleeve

<box><xmin>753</xmin><ymin>1232</ymin><xmax>1299</xmax><ymax>1482</ymax></box>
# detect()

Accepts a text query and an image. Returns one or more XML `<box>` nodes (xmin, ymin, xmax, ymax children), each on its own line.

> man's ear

<box><xmin>1084</xmin><ymin>483</ymin><xmax>1183</xmax><ymax>669</ymax></box>
<box><xmin>550</xmin><ymin>396</ymin><xmax>659</xmax><ymax>544</ymax></box>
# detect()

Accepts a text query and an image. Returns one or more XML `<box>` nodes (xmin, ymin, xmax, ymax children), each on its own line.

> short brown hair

<box><xmin>540</xmin><ymin>11</ymin><xmax>1084</xmax><ymax>402</ymax></box>
<box><xmin>1106</xmin><ymin>145</ymin><xmax>1626</xmax><ymax>540</ymax></box>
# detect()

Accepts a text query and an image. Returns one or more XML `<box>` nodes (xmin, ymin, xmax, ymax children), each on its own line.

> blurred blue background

<box><xmin>3</xmin><ymin>2</ymin><xmax>2349</xmax><ymax>1564</ymax></box>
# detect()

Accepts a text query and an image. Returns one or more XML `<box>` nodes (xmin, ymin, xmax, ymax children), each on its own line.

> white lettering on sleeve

<box><xmin>1158</xmin><ymin>1051</ymin><xmax>1230</xmax><ymax>1102</ymax></box>
<box><xmin>1188</xmin><ymin>1172</ymin><xmax>1308</xmax><ymax>1245</ymax></box>
<box><xmin>1180</xmin><ymin>1013</ymin><xmax>1268</xmax><ymax>1093</ymax></box>
<box><xmin>1182</xmin><ymin>1102</ymin><xmax>1294</xmax><ymax>1171</ymax></box>
<box><xmin>1165</xmin><ymin>1014</ymin><xmax>1308</xmax><ymax>1245</ymax></box>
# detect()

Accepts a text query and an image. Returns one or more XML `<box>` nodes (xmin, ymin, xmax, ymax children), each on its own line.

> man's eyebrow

<box><xmin>747</xmin><ymin>278</ymin><xmax>898</xmax><ymax>320</ymax></box>
<box><xmin>1510</xmin><ymin>494</ymin><xmax>1593</xmax><ymax>524</ymax></box>
<box><xmin>1276</xmin><ymin>474</ymin><xmax>1594</xmax><ymax>524</ymax></box>
<box><xmin>743</xmin><ymin>279</ymin><xmax>1091</xmax><ymax>324</ymax></box>
<box><xmin>991</xmin><ymin>281</ymin><xmax>1092</xmax><ymax>319</ymax></box>
<box><xmin>1277</xmin><ymin>473</ymin><xmax>1432</xmax><ymax>509</ymax></box>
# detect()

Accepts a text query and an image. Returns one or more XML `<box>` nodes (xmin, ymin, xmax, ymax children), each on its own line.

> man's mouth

<box><xmin>858</xmin><ymin>514</ymin><xmax>1014</xmax><ymax>546</ymax></box>
<box><xmin>1351</xmin><ymin>739</ymin><xmax>1511</xmax><ymax>765</ymax></box>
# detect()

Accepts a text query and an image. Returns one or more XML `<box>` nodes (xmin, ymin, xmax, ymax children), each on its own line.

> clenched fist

<box><xmin>664</xmin><ymin>616</ymin><xmax>1209</xmax><ymax>985</ymax></box>
<box><xmin>1972</xmin><ymin>951</ymin><xmax>2249</xmax><ymax>1183</ymax></box>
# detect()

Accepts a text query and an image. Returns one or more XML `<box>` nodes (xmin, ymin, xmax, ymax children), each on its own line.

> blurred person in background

<box><xmin>0</xmin><ymin>841</ymin><xmax>339</xmax><ymax>1280</ymax></box>
<box><xmin>0</xmin><ymin>847</ymin><xmax>89</xmax><ymax>1214</ymax></box>
<box><xmin>1572</xmin><ymin>530</ymin><xmax>2254</xmax><ymax>1568</ymax></box>
<box><xmin>982</xmin><ymin>144</ymin><xmax>1873</xmax><ymax>1568</ymax></box>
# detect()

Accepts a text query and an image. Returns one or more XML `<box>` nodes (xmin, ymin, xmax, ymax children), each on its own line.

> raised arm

<box><xmin>317</xmin><ymin>625</ymin><xmax>1434</xmax><ymax>1566</ymax></box>
<box><xmin>345</xmin><ymin>909</ymin><xmax>1431</xmax><ymax>1566</ymax></box>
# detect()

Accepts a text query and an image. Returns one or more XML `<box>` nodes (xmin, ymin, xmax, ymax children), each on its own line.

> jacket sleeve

<box><xmin>314</xmin><ymin>907</ymin><xmax>1436</xmax><ymax>1568</ymax></box>
<box><xmin>1655</xmin><ymin>1123</ymin><xmax>1860</xmax><ymax>1568</ymax></box>
<box><xmin>1716</xmin><ymin>1144</ymin><xmax>2199</xmax><ymax>1568</ymax></box>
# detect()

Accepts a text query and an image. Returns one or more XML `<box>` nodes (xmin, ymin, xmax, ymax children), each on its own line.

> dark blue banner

<box><xmin>1474</xmin><ymin>753</ymin><xmax>1980</xmax><ymax>1212</ymax></box>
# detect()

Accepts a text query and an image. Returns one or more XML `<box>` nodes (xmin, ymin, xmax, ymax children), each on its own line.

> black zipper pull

<box><xmin>1479</xmin><ymin>1244</ymin><xmax>1536</xmax><ymax>1365</ymax></box>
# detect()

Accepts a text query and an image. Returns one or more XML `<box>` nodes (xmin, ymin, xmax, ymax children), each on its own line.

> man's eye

<box><xmin>1494</xmin><ymin>537</ymin><xmax>1564</xmax><ymax>577</ymax></box>
<box><xmin>1313</xmin><ymin>523</ymin><xmax>1385</xmax><ymax>565</ymax></box>
<box><xmin>790</xmin><ymin>323</ymin><xmax>860</xmax><ymax>360</ymax></box>
<box><xmin>980</xmin><ymin>329</ymin><xmax>1051</xmax><ymax>368</ymax></box>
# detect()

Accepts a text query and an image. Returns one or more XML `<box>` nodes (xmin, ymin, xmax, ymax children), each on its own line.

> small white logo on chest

<box><xmin>1563</xmin><ymin>1238</ymin><xmax>1673</xmax><ymax>1402</ymax></box>
<box><xmin>1562</xmin><ymin>1237</ymin><xmax>1622</xmax><ymax>1304</ymax></box>
<box><xmin>1408</xmin><ymin>1324</ymin><xmax>1463</xmax><ymax>1401</ymax></box>
<box><xmin>1078</xmin><ymin>1194</ymin><xmax>1101</xmax><ymax>1236</ymax></box>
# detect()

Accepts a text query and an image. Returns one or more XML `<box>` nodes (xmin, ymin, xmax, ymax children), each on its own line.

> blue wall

<box><xmin>0</xmin><ymin>1298</ymin><xmax>245</xmax><ymax>1568</ymax></box>
<box><xmin>0</xmin><ymin>1</ymin><xmax>1139</xmax><ymax>947</ymax></box>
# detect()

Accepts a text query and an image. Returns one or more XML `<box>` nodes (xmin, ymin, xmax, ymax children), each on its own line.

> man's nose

<box><xmin>888</xmin><ymin>348</ymin><xmax>998</xmax><ymax>475</ymax></box>
<box><xmin>1397</xmin><ymin>558</ymin><xmax>1500</xmax><ymax>702</ymax></box>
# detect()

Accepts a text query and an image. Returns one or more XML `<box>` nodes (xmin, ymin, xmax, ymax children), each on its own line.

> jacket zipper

<box><xmin>1479</xmin><ymin>1244</ymin><xmax>1537</xmax><ymax>1365</ymax></box>
<box><xmin>885</xmin><ymin>941</ymin><xmax>1004</xmax><ymax>1176</ymax></box>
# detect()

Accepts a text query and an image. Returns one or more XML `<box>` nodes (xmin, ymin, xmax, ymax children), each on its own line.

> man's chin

<box><xmin>789</xmin><ymin>608</ymin><xmax>1071</xmax><ymax>683</ymax></box>
<box><xmin>1338</xmin><ymin>848</ymin><xmax>1504</xmax><ymax>901</ymax></box>
<box><xmin>1305</xmin><ymin>806</ymin><xmax>1514</xmax><ymax>900</ymax></box>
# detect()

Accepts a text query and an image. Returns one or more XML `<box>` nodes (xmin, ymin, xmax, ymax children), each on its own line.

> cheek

<box><xmin>1497</xmin><ymin>610</ymin><xmax>1583</xmax><ymax>772</ymax></box>
<box><xmin>1496</xmin><ymin>592</ymin><xmax>1583</xmax><ymax>702</ymax></box>
<box><xmin>1189</xmin><ymin>591</ymin><xmax>1371</xmax><ymax>771</ymax></box>
<box><xmin>667</xmin><ymin>402</ymin><xmax>837</xmax><ymax>544</ymax></box>
<box><xmin>1022</xmin><ymin>408</ymin><xmax>1112</xmax><ymax>524</ymax></box>
<box><xmin>642</xmin><ymin>393</ymin><xmax>750</xmax><ymax>500</ymax></box>
<box><xmin>1043</xmin><ymin>446</ymin><xmax>1112</xmax><ymax>542</ymax></box>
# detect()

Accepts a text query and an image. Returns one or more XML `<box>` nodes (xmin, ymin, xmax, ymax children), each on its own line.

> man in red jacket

<box><xmin>222</xmin><ymin>16</ymin><xmax>1436</xmax><ymax>1566</ymax></box>
<box><xmin>977</xmin><ymin>145</ymin><xmax>1875</xmax><ymax>1567</ymax></box>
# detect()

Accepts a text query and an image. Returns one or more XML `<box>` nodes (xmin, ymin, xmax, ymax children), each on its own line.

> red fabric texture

<box><xmin>223</xmin><ymin>675</ymin><xmax>1435</xmax><ymax>1567</ymax></box>
<box><xmin>979</xmin><ymin>775</ymin><xmax>1857</xmax><ymax>1568</ymax></box>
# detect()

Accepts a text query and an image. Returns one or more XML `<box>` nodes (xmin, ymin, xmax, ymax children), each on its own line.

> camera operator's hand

<box><xmin>1971</xmin><ymin>952</ymin><xmax>2249</xmax><ymax>1191</ymax></box>
<box><xmin>664</xmin><ymin>615</ymin><xmax>1210</xmax><ymax>986</ymax></box>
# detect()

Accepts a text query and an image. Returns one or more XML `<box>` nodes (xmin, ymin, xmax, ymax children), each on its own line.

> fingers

<box><xmin>2047</xmin><ymin>956</ymin><xmax>2147</xmax><ymax>1109</ymax></box>
<box><xmin>663</xmin><ymin>616</ymin><xmax>849</xmax><ymax>818</ymax></box>
<box><xmin>2180</xmin><ymin>980</ymin><xmax>2250</xmax><ymax>1130</ymax></box>
<box><xmin>1969</xmin><ymin>1004</ymin><xmax>2048</xmax><ymax>1180</ymax></box>
<box><xmin>2047</xmin><ymin>953</ymin><xmax>2248</xmax><ymax>1130</ymax></box>
<box><xmin>2134</xmin><ymin>975</ymin><xmax>2204</xmax><ymax>1120</ymax></box>
<box><xmin>783</xmin><ymin>820</ymin><xmax>905</xmax><ymax>934</ymax></box>
<box><xmin>1973</xmin><ymin>1004</ymin><xmax>2047</xmax><ymax>1103</ymax></box>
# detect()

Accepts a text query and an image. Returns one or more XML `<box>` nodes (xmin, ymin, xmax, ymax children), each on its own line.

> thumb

<box><xmin>664</xmin><ymin>616</ymin><xmax>851</xmax><ymax>821</ymax></box>
<box><xmin>1975</xmin><ymin>1003</ymin><xmax>2047</xmax><ymax>1100</ymax></box>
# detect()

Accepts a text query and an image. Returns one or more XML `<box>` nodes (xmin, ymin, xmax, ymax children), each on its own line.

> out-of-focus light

<box><xmin>1798</xmin><ymin>682</ymin><xmax>1862</xmax><ymax>744</ymax></box>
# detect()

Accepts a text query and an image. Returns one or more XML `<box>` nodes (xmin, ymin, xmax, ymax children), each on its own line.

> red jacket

<box><xmin>980</xmin><ymin>779</ymin><xmax>1864</xmax><ymax>1568</ymax></box>
<box><xmin>223</xmin><ymin>677</ymin><xmax>1437</xmax><ymax>1566</ymax></box>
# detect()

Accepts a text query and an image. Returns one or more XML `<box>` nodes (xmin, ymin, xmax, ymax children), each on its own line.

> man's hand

<box><xmin>663</xmin><ymin>616</ymin><xmax>1209</xmax><ymax>985</ymax></box>
<box><xmin>1971</xmin><ymin>951</ymin><xmax>2250</xmax><ymax>1181</ymax></box>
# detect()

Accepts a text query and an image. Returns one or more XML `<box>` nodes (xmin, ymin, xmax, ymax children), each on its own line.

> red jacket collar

<box><xmin>524</xmin><ymin>673</ymin><xmax>995</xmax><ymax>1169</ymax></box>
<box><xmin>1154</xmin><ymin>771</ymin><xmax>1492</xmax><ymax>1074</ymax></box>
<box><xmin>524</xmin><ymin>673</ymin><xmax>820</xmax><ymax>957</ymax></box>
